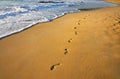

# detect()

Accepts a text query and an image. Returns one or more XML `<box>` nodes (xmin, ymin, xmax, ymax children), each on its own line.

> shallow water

<box><xmin>0</xmin><ymin>0</ymin><xmax>118</xmax><ymax>38</ymax></box>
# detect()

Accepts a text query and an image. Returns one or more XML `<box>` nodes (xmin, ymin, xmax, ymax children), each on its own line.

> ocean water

<box><xmin>0</xmin><ymin>0</ymin><xmax>118</xmax><ymax>38</ymax></box>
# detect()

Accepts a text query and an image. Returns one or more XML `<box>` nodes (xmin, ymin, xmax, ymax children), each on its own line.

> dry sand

<box><xmin>0</xmin><ymin>3</ymin><xmax>120</xmax><ymax>79</ymax></box>
<box><xmin>106</xmin><ymin>0</ymin><xmax>120</xmax><ymax>4</ymax></box>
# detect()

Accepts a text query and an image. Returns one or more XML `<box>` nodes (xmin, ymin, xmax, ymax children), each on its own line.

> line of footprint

<box><xmin>108</xmin><ymin>16</ymin><xmax>120</xmax><ymax>34</ymax></box>
<box><xmin>50</xmin><ymin>15</ymin><xmax>120</xmax><ymax>71</ymax></box>
<box><xmin>50</xmin><ymin>20</ymin><xmax>81</xmax><ymax>71</ymax></box>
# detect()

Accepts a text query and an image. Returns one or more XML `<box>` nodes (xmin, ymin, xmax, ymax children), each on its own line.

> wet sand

<box><xmin>0</xmin><ymin>2</ymin><xmax>120</xmax><ymax>79</ymax></box>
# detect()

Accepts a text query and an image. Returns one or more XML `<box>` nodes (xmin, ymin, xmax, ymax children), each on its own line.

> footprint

<box><xmin>113</xmin><ymin>27</ymin><xmax>120</xmax><ymax>34</ymax></box>
<box><xmin>78</xmin><ymin>20</ymin><xmax>81</xmax><ymax>22</ymax></box>
<box><xmin>64</xmin><ymin>48</ymin><xmax>68</xmax><ymax>55</ymax></box>
<box><xmin>68</xmin><ymin>39</ymin><xmax>72</xmax><ymax>43</ymax></box>
<box><xmin>50</xmin><ymin>63</ymin><xmax>61</xmax><ymax>71</ymax></box>
<box><xmin>83</xmin><ymin>17</ymin><xmax>86</xmax><ymax>19</ymax></box>
<box><xmin>109</xmin><ymin>23</ymin><xmax>120</xmax><ymax>34</ymax></box>
<box><xmin>74</xmin><ymin>27</ymin><xmax>77</xmax><ymax>29</ymax></box>
<box><xmin>113</xmin><ymin>24</ymin><xmax>116</xmax><ymax>26</ymax></box>
<box><xmin>75</xmin><ymin>31</ymin><xmax>78</xmax><ymax>35</ymax></box>
<box><xmin>78</xmin><ymin>22</ymin><xmax>80</xmax><ymax>25</ymax></box>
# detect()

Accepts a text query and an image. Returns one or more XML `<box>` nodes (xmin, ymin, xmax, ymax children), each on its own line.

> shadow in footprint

<box><xmin>78</xmin><ymin>22</ymin><xmax>80</xmax><ymax>25</ymax></box>
<box><xmin>75</xmin><ymin>31</ymin><xmax>78</xmax><ymax>35</ymax></box>
<box><xmin>50</xmin><ymin>63</ymin><xmax>61</xmax><ymax>71</ymax></box>
<box><xmin>64</xmin><ymin>48</ymin><xmax>68</xmax><ymax>55</ymax></box>
<box><xmin>113</xmin><ymin>24</ymin><xmax>116</xmax><ymax>26</ymax></box>
<box><xmin>68</xmin><ymin>39</ymin><xmax>72</xmax><ymax>43</ymax></box>
<box><xmin>74</xmin><ymin>27</ymin><xmax>77</xmax><ymax>29</ymax></box>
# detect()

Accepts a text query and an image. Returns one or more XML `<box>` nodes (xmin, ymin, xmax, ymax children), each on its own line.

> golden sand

<box><xmin>106</xmin><ymin>0</ymin><xmax>120</xmax><ymax>4</ymax></box>
<box><xmin>0</xmin><ymin>4</ymin><xmax>120</xmax><ymax>79</ymax></box>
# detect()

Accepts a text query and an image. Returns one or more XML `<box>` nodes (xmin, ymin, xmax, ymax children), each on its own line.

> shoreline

<box><xmin>0</xmin><ymin>0</ymin><xmax>119</xmax><ymax>40</ymax></box>
<box><xmin>0</xmin><ymin>5</ymin><xmax>118</xmax><ymax>40</ymax></box>
<box><xmin>0</xmin><ymin>8</ymin><xmax>98</xmax><ymax>40</ymax></box>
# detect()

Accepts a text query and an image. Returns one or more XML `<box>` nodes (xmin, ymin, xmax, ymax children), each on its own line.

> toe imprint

<box><xmin>64</xmin><ymin>48</ymin><xmax>68</xmax><ymax>55</ymax></box>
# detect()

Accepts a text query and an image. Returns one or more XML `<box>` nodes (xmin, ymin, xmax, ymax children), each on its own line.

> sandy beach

<box><xmin>106</xmin><ymin>0</ymin><xmax>120</xmax><ymax>3</ymax></box>
<box><xmin>0</xmin><ymin>0</ymin><xmax>120</xmax><ymax>79</ymax></box>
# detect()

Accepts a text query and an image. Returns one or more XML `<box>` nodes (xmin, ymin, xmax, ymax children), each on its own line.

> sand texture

<box><xmin>0</xmin><ymin>5</ymin><xmax>120</xmax><ymax>79</ymax></box>
<box><xmin>106</xmin><ymin>0</ymin><xmax>120</xmax><ymax>4</ymax></box>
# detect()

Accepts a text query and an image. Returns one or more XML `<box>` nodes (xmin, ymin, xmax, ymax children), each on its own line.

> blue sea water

<box><xmin>0</xmin><ymin>0</ymin><xmax>118</xmax><ymax>38</ymax></box>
